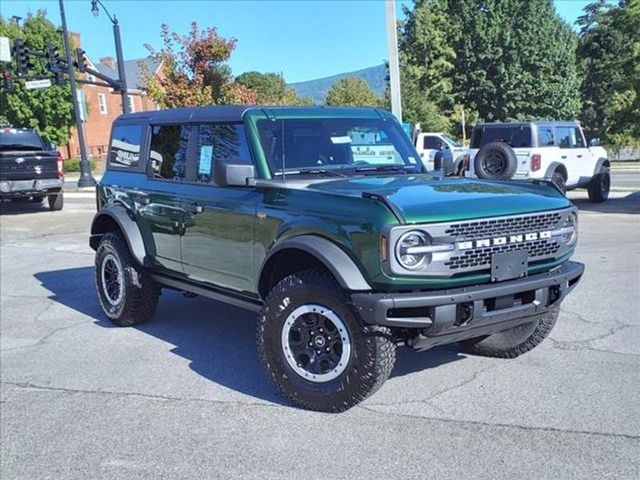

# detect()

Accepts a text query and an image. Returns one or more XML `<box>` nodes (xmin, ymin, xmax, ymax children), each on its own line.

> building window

<box><xmin>98</xmin><ymin>93</ymin><xmax>108</xmax><ymax>115</ymax></box>
<box><xmin>128</xmin><ymin>95</ymin><xmax>135</xmax><ymax>113</ymax></box>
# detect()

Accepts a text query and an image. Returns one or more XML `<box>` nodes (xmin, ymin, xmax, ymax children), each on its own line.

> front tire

<box><xmin>94</xmin><ymin>232</ymin><xmax>160</xmax><ymax>327</ymax></box>
<box><xmin>588</xmin><ymin>166</ymin><xmax>610</xmax><ymax>203</ymax></box>
<box><xmin>460</xmin><ymin>307</ymin><xmax>559</xmax><ymax>358</ymax></box>
<box><xmin>258</xmin><ymin>268</ymin><xmax>396</xmax><ymax>412</ymax></box>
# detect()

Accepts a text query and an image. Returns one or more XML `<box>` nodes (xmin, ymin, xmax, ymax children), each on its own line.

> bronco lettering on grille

<box><xmin>456</xmin><ymin>231</ymin><xmax>552</xmax><ymax>250</ymax></box>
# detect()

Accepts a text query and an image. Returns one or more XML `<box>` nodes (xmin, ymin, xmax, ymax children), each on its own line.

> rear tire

<box><xmin>48</xmin><ymin>189</ymin><xmax>63</xmax><ymax>211</ymax></box>
<box><xmin>588</xmin><ymin>166</ymin><xmax>610</xmax><ymax>203</ymax></box>
<box><xmin>94</xmin><ymin>232</ymin><xmax>160</xmax><ymax>327</ymax></box>
<box><xmin>258</xmin><ymin>268</ymin><xmax>396</xmax><ymax>412</ymax></box>
<box><xmin>474</xmin><ymin>142</ymin><xmax>518</xmax><ymax>180</ymax></box>
<box><xmin>460</xmin><ymin>307</ymin><xmax>559</xmax><ymax>358</ymax></box>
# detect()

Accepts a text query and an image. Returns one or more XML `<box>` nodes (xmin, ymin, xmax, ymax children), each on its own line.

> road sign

<box><xmin>25</xmin><ymin>79</ymin><xmax>52</xmax><ymax>90</ymax></box>
<box><xmin>0</xmin><ymin>36</ymin><xmax>11</xmax><ymax>63</ymax></box>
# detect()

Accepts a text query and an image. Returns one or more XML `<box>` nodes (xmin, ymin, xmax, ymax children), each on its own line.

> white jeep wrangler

<box><xmin>465</xmin><ymin>121</ymin><xmax>610</xmax><ymax>202</ymax></box>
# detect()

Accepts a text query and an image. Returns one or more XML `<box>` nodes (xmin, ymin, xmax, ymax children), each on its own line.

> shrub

<box><xmin>64</xmin><ymin>158</ymin><xmax>97</xmax><ymax>173</ymax></box>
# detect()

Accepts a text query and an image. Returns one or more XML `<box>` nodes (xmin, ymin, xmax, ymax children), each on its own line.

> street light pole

<box><xmin>385</xmin><ymin>0</ymin><xmax>402</xmax><ymax>123</ymax></box>
<box><xmin>59</xmin><ymin>0</ymin><xmax>95</xmax><ymax>188</ymax></box>
<box><xmin>91</xmin><ymin>0</ymin><xmax>130</xmax><ymax>114</ymax></box>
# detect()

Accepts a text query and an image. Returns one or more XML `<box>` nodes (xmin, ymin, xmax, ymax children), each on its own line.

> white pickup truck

<box><xmin>414</xmin><ymin>131</ymin><xmax>469</xmax><ymax>172</ymax></box>
<box><xmin>464</xmin><ymin>121</ymin><xmax>610</xmax><ymax>202</ymax></box>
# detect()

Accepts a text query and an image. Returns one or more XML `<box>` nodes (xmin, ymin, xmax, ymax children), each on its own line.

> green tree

<box><xmin>577</xmin><ymin>1</ymin><xmax>627</xmax><ymax>140</ymax></box>
<box><xmin>447</xmin><ymin>0</ymin><xmax>581</xmax><ymax>122</ymax></box>
<box><xmin>0</xmin><ymin>11</ymin><xmax>74</xmax><ymax>146</ymax></box>
<box><xmin>325</xmin><ymin>77</ymin><xmax>383</xmax><ymax>107</ymax></box>
<box><xmin>398</xmin><ymin>0</ymin><xmax>456</xmax><ymax>130</ymax></box>
<box><xmin>142</xmin><ymin>22</ymin><xmax>257</xmax><ymax>107</ymax></box>
<box><xmin>579</xmin><ymin>0</ymin><xmax>640</xmax><ymax>146</ymax></box>
<box><xmin>235</xmin><ymin>71</ymin><xmax>311</xmax><ymax>105</ymax></box>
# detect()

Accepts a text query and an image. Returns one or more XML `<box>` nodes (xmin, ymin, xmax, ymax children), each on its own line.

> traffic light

<box><xmin>46</xmin><ymin>44</ymin><xmax>63</xmax><ymax>73</ymax></box>
<box><xmin>14</xmin><ymin>39</ymin><xmax>31</xmax><ymax>76</ymax></box>
<box><xmin>75</xmin><ymin>48</ymin><xmax>88</xmax><ymax>73</ymax></box>
<box><xmin>2</xmin><ymin>70</ymin><xmax>14</xmax><ymax>92</ymax></box>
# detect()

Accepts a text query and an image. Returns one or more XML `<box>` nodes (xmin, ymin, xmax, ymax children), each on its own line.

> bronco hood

<box><xmin>306</xmin><ymin>175</ymin><xmax>570</xmax><ymax>223</ymax></box>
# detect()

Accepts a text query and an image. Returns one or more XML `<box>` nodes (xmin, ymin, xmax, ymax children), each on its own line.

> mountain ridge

<box><xmin>289</xmin><ymin>64</ymin><xmax>386</xmax><ymax>104</ymax></box>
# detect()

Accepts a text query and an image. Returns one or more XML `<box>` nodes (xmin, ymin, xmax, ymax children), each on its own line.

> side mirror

<box><xmin>215</xmin><ymin>162</ymin><xmax>256</xmax><ymax>187</ymax></box>
<box><xmin>589</xmin><ymin>138</ymin><xmax>601</xmax><ymax>147</ymax></box>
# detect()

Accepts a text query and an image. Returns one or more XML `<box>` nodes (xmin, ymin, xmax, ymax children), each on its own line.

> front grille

<box><xmin>388</xmin><ymin>208</ymin><xmax>575</xmax><ymax>278</ymax></box>
<box><xmin>444</xmin><ymin>211</ymin><xmax>563</xmax><ymax>239</ymax></box>
<box><xmin>444</xmin><ymin>239</ymin><xmax>560</xmax><ymax>270</ymax></box>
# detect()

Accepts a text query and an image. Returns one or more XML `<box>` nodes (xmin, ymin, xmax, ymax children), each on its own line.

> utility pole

<box><xmin>59</xmin><ymin>0</ymin><xmax>95</xmax><ymax>187</ymax></box>
<box><xmin>385</xmin><ymin>0</ymin><xmax>402</xmax><ymax>123</ymax></box>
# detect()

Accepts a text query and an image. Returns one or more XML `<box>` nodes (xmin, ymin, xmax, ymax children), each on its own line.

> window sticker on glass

<box><xmin>199</xmin><ymin>145</ymin><xmax>213</xmax><ymax>175</ymax></box>
<box><xmin>330</xmin><ymin>136</ymin><xmax>352</xmax><ymax>144</ymax></box>
<box><xmin>407</xmin><ymin>156</ymin><xmax>417</xmax><ymax>164</ymax></box>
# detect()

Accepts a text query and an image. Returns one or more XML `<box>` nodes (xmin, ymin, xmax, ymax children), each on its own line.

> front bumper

<box><xmin>0</xmin><ymin>178</ymin><xmax>63</xmax><ymax>197</ymax></box>
<box><xmin>352</xmin><ymin>261</ymin><xmax>584</xmax><ymax>348</ymax></box>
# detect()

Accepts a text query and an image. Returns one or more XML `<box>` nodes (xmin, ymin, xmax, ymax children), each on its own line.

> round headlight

<box><xmin>395</xmin><ymin>230</ymin><xmax>431</xmax><ymax>270</ymax></box>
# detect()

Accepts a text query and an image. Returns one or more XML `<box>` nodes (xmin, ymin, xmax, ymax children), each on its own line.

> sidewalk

<box><xmin>63</xmin><ymin>173</ymin><xmax>102</xmax><ymax>192</ymax></box>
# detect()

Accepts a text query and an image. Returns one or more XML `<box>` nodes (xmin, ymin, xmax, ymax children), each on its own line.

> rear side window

<box><xmin>149</xmin><ymin>124</ymin><xmax>190</xmax><ymax>181</ymax></box>
<box><xmin>471</xmin><ymin>125</ymin><xmax>532</xmax><ymax>149</ymax></box>
<box><xmin>109</xmin><ymin>124</ymin><xmax>142</xmax><ymax>169</ymax></box>
<box><xmin>537</xmin><ymin>126</ymin><xmax>554</xmax><ymax>146</ymax></box>
<box><xmin>194</xmin><ymin>123</ymin><xmax>251</xmax><ymax>183</ymax></box>
<box><xmin>423</xmin><ymin>136</ymin><xmax>443</xmax><ymax>150</ymax></box>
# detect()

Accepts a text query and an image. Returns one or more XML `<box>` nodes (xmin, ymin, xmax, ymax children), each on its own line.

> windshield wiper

<box><xmin>355</xmin><ymin>165</ymin><xmax>415</xmax><ymax>174</ymax></box>
<box><xmin>275</xmin><ymin>167</ymin><xmax>347</xmax><ymax>178</ymax></box>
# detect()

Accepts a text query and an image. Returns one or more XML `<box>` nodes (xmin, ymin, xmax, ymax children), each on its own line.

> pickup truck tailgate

<box><xmin>0</xmin><ymin>151</ymin><xmax>60</xmax><ymax>181</ymax></box>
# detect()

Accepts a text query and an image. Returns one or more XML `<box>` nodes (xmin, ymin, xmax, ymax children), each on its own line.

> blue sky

<box><xmin>2</xmin><ymin>0</ymin><xmax>591</xmax><ymax>83</ymax></box>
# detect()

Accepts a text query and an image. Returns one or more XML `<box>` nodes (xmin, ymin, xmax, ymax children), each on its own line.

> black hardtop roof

<box><xmin>113</xmin><ymin>105</ymin><xmax>390</xmax><ymax>125</ymax></box>
<box><xmin>475</xmin><ymin>120</ymin><xmax>580</xmax><ymax>128</ymax></box>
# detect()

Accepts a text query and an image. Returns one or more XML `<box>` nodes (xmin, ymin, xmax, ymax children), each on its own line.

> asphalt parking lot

<box><xmin>1</xmin><ymin>189</ymin><xmax>639</xmax><ymax>479</ymax></box>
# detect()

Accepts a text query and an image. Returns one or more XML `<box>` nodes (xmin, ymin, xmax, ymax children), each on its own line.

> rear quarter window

<box><xmin>109</xmin><ymin>124</ymin><xmax>143</xmax><ymax>169</ymax></box>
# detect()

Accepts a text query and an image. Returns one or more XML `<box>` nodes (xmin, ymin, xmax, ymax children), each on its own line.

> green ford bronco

<box><xmin>90</xmin><ymin>106</ymin><xmax>584</xmax><ymax>412</ymax></box>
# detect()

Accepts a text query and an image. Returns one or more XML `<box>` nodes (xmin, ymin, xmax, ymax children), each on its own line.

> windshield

<box><xmin>0</xmin><ymin>128</ymin><xmax>46</xmax><ymax>151</ymax></box>
<box><xmin>256</xmin><ymin>118</ymin><xmax>424</xmax><ymax>176</ymax></box>
<box><xmin>441</xmin><ymin>134</ymin><xmax>462</xmax><ymax>147</ymax></box>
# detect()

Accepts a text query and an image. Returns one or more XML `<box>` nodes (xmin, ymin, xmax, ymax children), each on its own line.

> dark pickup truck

<box><xmin>0</xmin><ymin>127</ymin><xmax>64</xmax><ymax>210</ymax></box>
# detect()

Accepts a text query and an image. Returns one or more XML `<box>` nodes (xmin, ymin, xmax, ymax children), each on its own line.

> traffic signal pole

<box><xmin>59</xmin><ymin>0</ymin><xmax>95</xmax><ymax>188</ymax></box>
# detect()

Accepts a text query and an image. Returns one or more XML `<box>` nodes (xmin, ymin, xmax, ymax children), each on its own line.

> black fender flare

<box><xmin>258</xmin><ymin>235</ymin><xmax>372</xmax><ymax>293</ymax></box>
<box><xmin>89</xmin><ymin>205</ymin><xmax>147</xmax><ymax>265</ymax></box>
<box><xmin>594</xmin><ymin>157</ymin><xmax>610</xmax><ymax>175</ymax></box>
<box><xmin>543</xmin><ymin>161</ymin><xmax>568</xmax><ymax>180</ymax></box>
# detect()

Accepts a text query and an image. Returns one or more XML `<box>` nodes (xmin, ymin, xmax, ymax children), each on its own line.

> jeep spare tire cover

<box><xmin>474</xmin><ymin>142</ymin><xmax>518</xmax><ymax>180</ymax></box>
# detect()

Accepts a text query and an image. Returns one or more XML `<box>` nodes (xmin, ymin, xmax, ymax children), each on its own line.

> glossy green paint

<box><xmin>96</xmin><ymin>107</ymin><xmax>577</xmax><ymax>299</ymax></box>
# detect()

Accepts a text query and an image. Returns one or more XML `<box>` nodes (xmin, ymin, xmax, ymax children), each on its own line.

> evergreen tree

<box><xmin>447</xmin><ymin>0</ymin><xmax>581</xmax><ymax>122</ymax></box>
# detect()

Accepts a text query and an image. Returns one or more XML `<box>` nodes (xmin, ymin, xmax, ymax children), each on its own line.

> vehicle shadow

<box><xmin>0</xmin><ymin>199</ymin><xmax>49</xmax><ymax>215</ymax></box>
<box><xmin>569</xmin><ymin>192</ymin><xmax>640</xmax><ymax>214</ymax></box>
<box><xmin>34</xmin><ymin>266</ymin><xmax>467</xmax><ymax>406</ymax></box>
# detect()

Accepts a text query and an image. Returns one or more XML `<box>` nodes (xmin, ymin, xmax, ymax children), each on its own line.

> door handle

<box><xmin>183</xmin><ymin>202</ymin><xmax>203</xmax><ymax>214</ymax></box>
<box><xmin>561</xmin><ymin>155</ymin><xmax>567</xmax><ymax>159</ymax></box>
<box><xmin>577</xmin><ymin>154</ymin><xmax>583</xmax><ymax>158</ymax></box>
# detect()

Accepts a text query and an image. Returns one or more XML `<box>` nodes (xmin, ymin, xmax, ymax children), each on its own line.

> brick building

<box><xmin>64</xmin><ymin>34</ymin><xmax>162</xmax><ymax>160</ymax></box>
